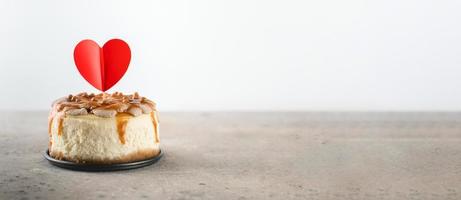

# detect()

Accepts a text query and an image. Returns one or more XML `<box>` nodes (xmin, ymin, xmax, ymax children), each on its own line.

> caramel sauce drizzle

<box><xmin>53</xmin><ymin>92</ymin><xmax>156</xmax><ymax>116</ymax></box>
<box><xmin>48</xmin><ymin>117</ymin><xmax>53</xmax><ymax>135</ymax></box>
<box><xmin>116</xmin><ymin>113</ymin><xmax>132</xmax><ymax>144</ymax></box>
<box><xmin>57</xmin><ymin>117</ymin><xmax>64</xmax><ymax>136</ymax></box>
<box><xmin>150</xmin><ymin>112</ymin><xmax>160</xmax><ymax>143</ymax></box>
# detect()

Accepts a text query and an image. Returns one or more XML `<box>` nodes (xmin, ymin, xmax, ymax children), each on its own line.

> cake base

<box><xmin>44</xmin><ymin>149</ymin><xmax>163</xmax><ymax>172</ymax></box>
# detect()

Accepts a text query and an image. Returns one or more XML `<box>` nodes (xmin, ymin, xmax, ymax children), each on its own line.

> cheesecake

<box><xmin>48</xmin><ymin>92</ymin><xmax>160</xmax><ymax>164</ymax></box>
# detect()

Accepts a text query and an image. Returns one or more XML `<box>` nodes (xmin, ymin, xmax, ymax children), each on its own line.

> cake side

<box><xmin>49</xmin><ymin>113</ymin><xmax>160</xmax><ymax>164</ymax></box>
<box><xmin>48</xmin><ymin>92</ymin><xmax>160</xmax><ymax>164</ymax></box>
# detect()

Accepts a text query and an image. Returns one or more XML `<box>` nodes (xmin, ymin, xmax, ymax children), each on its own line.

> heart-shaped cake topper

<box><xmin>74</xmin><ymin>39</ymin><xmax>131</xmax><ymax>92</ymax></box>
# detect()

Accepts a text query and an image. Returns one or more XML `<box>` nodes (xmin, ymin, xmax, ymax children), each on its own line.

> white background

<box><xmin>1</xmin><ymin>0</ymin><xmax>461</xmax><ymax>111</ymax></box>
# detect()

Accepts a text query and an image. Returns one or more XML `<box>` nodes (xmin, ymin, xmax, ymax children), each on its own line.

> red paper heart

<box><xmin>73</xmin><ymin>39</ymin><xmax>131</xmax><ymax>92</ymax></box>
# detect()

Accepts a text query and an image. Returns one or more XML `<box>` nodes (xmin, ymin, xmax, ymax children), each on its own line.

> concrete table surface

<box><xmin>0</xmin><ymin>111</ymin><xmax>461</xmax><ymax>200</ymax></box>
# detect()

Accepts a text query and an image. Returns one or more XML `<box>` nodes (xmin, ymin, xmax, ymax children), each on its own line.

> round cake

<box><xmin>48</xmin><ymin>92</ymin><xmax>160</xmax><ymax>164</ymax></box>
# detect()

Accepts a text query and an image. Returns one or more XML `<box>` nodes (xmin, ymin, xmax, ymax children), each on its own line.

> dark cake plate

<box><xmin>44</xmin><ymin>149</ymin><xmax>163</xmax><ymax>172</ymax></box>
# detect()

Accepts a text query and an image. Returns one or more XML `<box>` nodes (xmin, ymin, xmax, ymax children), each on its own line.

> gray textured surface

<box><xmin>1</xmin><ymin>111</ymin><xmax>461</xmax><ymax>200</ymax></box>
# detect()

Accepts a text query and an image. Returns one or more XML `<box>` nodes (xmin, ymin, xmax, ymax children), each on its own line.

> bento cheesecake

<box><xmin>48</xmin><ymin>92</ymin><xmax>160</xmax><ymax>164</ymax></box>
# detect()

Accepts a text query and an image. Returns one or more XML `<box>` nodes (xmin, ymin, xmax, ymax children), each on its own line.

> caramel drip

<box><xmin>150</xmin><ymin>112</ymin><xmax>160</xmax><ymax>143</ymax></box>
<box><xmin>48</xmin><ymin>117</ymin><xmax>53</xmax><ymax>135</ymax></box>
<box><xmin>48</xmin><ymin>114</ymin><xmax>54</xmax><ymax>150</ymax></box>
<box><xmin>57</xmin><ymin>117</ymin><xmax>64</xmax><ymax>136</ymax></box>
<box><xmin>116</xmin><ymin>113</ymin><xmax>131</xmax><ymax>144</ymax></box>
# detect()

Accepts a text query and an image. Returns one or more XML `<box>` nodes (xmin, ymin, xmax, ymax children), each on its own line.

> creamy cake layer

<box><xmin>48</xmin><ymin>92</ymin><xmax>160</xmax><ymax>164</ymax></box>
<box><xmin>49</xmin><ymin>113</ymin><xmax>160</xmax><ymax>164</ymax></box>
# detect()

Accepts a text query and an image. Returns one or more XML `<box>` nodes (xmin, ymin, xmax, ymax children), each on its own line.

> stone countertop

<box><xmin>1</xmin><ymin>111</ymin><xmax>461</xmax><ymax>200</ymax></box>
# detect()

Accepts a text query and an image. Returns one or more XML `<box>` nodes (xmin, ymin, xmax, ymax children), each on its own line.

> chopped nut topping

<box><xmin>51</xmin><ymin>92</ymin><xmax>156</xmax><ymax>118</ymax></box>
